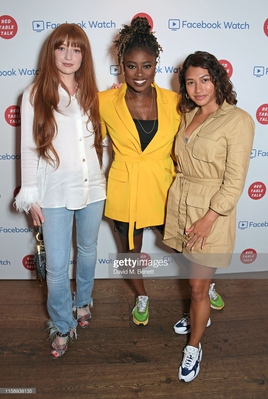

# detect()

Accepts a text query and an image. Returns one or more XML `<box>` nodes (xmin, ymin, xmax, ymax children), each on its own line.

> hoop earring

<box><xmin>186</xmin><ymin>93</ymin><xmax>189</xmax><ymax>99</ymax></box>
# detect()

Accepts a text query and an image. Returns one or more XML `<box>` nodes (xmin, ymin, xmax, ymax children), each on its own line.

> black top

<box><xmin>133</xmin><ymin>119</ymin><xmax>158</xmax><ymax>151</ymax></box>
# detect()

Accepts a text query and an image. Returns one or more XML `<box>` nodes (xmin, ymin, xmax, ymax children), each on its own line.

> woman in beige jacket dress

<box><xmin>163</xmin><ymin>51</ymin><xmax>255</xmax><ymax>382</ymax></box>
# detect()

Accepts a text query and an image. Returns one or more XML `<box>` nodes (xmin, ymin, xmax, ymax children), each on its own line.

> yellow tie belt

<box><xmin>113</xmin><ymin>153</ymin><xmax>172</xmax><ymax>249</ymax></box>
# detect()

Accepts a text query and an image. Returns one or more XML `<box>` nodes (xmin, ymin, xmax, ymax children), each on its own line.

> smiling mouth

<box><xmin>133</xmin><ymin>80</ymin><xmax>146</xmax><ymax>85</ymax></box>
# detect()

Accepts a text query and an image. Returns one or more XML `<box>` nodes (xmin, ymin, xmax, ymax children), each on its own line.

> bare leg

<box><xmin>117</xmin><ymin>230</ymin><xmax>147</xmax><ymax>296</ymax></box>
<box><xmin>188</xmin><ymin>262</ymin><xmax>216</xmax><ymax>348</ymax></box>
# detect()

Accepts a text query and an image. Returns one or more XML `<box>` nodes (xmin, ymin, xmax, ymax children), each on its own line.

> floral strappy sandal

<box><xmin>47</xmin><ymin>320</ymin><xmax>77</xmax><ymax>359</ymax></box>
<box><xmin>77</xmin><ymin>304</ymin><xmax>92</xmax><ymax>328</ymax></box>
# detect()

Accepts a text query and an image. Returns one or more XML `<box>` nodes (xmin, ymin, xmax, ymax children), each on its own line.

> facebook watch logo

<box><xmin>168</xmin><ymin>19</ymin><xmax>180</xmax><ymax>31</ymax></box>
<box><xmin>110</xmin><ymin>65</ymin><xmax>121</xmax><ymax>76</ymax></box>
<box><xmin>238</xmin><ymin>221</ymin><xmax>248</xmax><ymax>230</ymax></box>
<box><xmin>253</xmin><ymin>66</ymin><xmax>264</xmax><ymax>77</ymax></box>
<box><xmin>251</xmin><ymin>149</ymin><xmax>256</xmax><ymax>159</ymax></box>
<box><xmin>32</xmin><ymin>21</ymin><xmax>45</xmax><ymax>32</ymax></box>
<box><xmin>251</xmin><ymin>148</ymin><xmax>268</xmax><ymax>159</ymax></box>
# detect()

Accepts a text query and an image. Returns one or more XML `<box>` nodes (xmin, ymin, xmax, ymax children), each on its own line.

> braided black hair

<box><xmin>114</xmin><ymin>17</ymin><xmax>163</xmax><ymax>64</ymax></box>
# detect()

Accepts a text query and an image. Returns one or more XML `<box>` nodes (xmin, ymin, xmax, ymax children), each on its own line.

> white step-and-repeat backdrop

<box><xmin>1</xmin><ymin>0</ymin><xmax>268</xmax><ymax>279</ymax></box>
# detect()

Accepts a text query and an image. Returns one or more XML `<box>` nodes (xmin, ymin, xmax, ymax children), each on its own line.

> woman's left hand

<box><xmin>185</xmin><ymin>209</ymin><xmax>219</xmax><ymax>251</ymax></box>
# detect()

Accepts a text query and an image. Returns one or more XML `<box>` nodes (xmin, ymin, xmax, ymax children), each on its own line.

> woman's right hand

<box><xmin>30</xmin><ymin>205</ymin><xmax>44</xmax><ymax>227</ymax></box>
<box><xmin>111</xmin><ymin>83</ymin><xmax>123</xmax><ymax>89</ymax></box>
<box><xmin>185</xmin><ymin>209</ymin><xmax>219</xmax><ymax>251</ymax></box>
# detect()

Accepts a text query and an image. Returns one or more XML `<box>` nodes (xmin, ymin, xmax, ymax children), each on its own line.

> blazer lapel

<box><xmin>113</xmin><ymin>83</ymin><xmax>141</xmax><ymax>149</ymax></box>
<box><xmin>143</xmin><ymin>83</ymin><xmax>170</xmax><ymax>154</ymax></box>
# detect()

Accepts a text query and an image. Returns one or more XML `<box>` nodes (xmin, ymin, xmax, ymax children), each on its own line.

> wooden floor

<box><xmin>0</xmin><ymin>277</ymin><xmax>268</xmax><ymax>399</ymax></box>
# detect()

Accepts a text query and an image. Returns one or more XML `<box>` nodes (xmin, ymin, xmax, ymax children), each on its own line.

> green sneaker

<box><xmin>132</xmin><ymin>296</ymin><xmax>149</xmax><ymax>325</ymax></box>
<box><xmin>209</xmin><ymin>283</ymin><xmax>225</xmax><ymax>310</ymax></box>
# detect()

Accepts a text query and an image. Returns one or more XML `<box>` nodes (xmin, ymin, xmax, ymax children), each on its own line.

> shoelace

<box><xmin>209</xmin><ymin>283</ymin><xmax>218</xmax><ymax>300</ymax></box>
<box><xmin>180</xmin><ymin>315</ymin><xmax>190</xmax><ymax>326</ymax></box>
<box><xmin>183</xmin><ymin>349</ymin><xmax>198</xmax><ymax>368</ymax></box>
<box><xmin>137</xmin><ymin>296</ymin><xmax>148</xmax><ymax>312</ymax></box>
<box><xmin>183</xmin><ymin>353</ymin><xmax>195</xmax><ymax>368</ymax></box>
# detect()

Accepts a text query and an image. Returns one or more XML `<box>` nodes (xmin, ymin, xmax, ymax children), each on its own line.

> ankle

<box><xmin>187</xmin><ymin>341</ymin><xmax>200</xmax><ymax>349</ymax></box>
<box><xmin>55</xmin><ymin>331</ymin><xmax>69</xmax><ymax>345</ymax></box>
<box><xmin>77</xmin><ymin>304</ymin><xmax>90</xmax><ymax>317</ymax></box>
<box><xmin>55</xmin><ymin>336</ymin><xmax>67</xmax><ymax>346</ymax></box>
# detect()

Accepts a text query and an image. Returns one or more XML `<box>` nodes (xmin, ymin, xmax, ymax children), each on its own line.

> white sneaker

<box><xmin>173</xmin><ymin>314</ymin><xmax>211</xmax><ymax>334</ymax></box>
<box><xmin>179</xmin><ymin>343</ymin><xmax>202</xmax><ymax>382</ymax></box>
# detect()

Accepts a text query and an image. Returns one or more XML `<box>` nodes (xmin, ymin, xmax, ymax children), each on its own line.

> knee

<box><xmin>78</xmin><ymin>240</ymin><xmax>97</xmax><ymax>255</ymax></box>
<box><xmin>189</xmin><ymin>281</ymin><xmax>209</xmax><ymax>302</ymax></box>
<box><xmin>46</xmin><ymin>263</ymin><xmax>69</xmax><ymax>281</ymax></box>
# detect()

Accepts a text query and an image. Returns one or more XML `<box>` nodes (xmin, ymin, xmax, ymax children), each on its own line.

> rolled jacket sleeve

<box><xmin>210</xmin><ymin>111</ymin><xmax>255</xmax><ymax>215</ymax></box>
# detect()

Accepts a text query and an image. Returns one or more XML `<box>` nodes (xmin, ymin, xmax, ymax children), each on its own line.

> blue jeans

<box><xmin>42</xmin><ymin>200</ymin><xmax>104</xmax><ymax>334</ymax></box>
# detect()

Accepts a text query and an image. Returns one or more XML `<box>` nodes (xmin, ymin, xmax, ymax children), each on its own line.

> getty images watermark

<box><xmin>109</xmin><ymin>253</ymin><xmax>172</xmax><ymax>279</ymax></box>
<box><xmin>107</xmin><ymin>252</ymin><xmax>268</xmax><ymax>279</ymax></box>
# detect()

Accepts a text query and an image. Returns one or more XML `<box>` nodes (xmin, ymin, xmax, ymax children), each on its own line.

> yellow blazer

<box><xmin>99</xmin><ymin>83</ymin><xmax>180</xmax><ymax>249</ymax></box>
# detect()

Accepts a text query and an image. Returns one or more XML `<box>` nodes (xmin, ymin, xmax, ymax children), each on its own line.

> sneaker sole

<box><xmin>174</xmin><ymin>327</ymin><xmax>190</xmax><ymax>335</ymax></box>
<box><xmin>132</xmin><ymin>315</ymin><xmax>149</xmax><ymax>326</ymax></box>
<box><xmin>210</xmin><ymin>301</ymin><xmax>225</xmax><ymax>310</ymax></box>
<box><xmin>179</xmin><ymin>363</ymin><xmax>200</xmax><ymax>383</ymax></box>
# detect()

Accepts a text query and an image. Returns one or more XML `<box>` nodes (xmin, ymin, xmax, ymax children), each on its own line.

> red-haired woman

<box><xmin>15</xmin><ymin>23</ymin><xmax>105</xmax><ymax>358</ymax></box>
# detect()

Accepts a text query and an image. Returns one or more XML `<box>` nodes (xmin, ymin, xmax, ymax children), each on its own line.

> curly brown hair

<box><xmin>179</xmin><ymin>51</ymin><xmax>237</xmax><ymax>114</ymax></box>
<box><xmin>114</xmin><ymin>16</ymin><xmax>163</xmax><ymax>64</ymax></box>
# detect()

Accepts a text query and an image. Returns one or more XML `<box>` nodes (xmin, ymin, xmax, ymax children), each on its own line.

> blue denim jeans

<box><xmin>42</xmin><ymin>200</ymin><xmax>104</xmax><ymax>334</ymax></box>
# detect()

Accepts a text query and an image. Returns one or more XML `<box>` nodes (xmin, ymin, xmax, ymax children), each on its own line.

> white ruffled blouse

<box><xmin>15</xmin><ymin>84</ymin><xmax>106</xmax><ymax>212</ymax></box>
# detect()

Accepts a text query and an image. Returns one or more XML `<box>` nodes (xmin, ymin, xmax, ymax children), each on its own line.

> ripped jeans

<box><xmin>42</xmin><ymin>200</ymin><xmax>104</xmax><ymax>334</ymax></box>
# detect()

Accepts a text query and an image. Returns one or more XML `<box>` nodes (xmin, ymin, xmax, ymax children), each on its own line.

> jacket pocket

<box><xmin>185</xmin><ymin>193</ymin><xmax>211</xmax><ymax>230</ymax></box>
<box><xmin>192</xmin><ymin>134</ymin><xmax>221</xmax><ymax>163</ymax></box>
<box><xmin>108</xmin><ymin>162</ymin><xmax>128</xmax><ymax>182</ymax></box>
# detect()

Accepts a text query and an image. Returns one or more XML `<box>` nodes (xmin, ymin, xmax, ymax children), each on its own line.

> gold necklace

<box><xmin>127</xmin><ymin>87</ymin><xmax>157</xmax><ymax>135</ymax></box>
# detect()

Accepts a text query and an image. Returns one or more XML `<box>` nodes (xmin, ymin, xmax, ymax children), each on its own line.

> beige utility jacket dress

<box><xmin>163</xmin><ymin>101</ymin><xmax>255</xmax><ymax>267</ymax></box>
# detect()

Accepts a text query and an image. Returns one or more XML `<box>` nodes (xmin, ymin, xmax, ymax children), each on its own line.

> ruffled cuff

<box><xmin>14</xmin><ymin>186</ymin><xmax>40</xmax><ymax>213</ymax></box>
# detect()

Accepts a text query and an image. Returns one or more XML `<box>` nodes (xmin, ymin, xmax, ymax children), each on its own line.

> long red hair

<box><xmin>31</xmin><ymin>23</ymin><xmax>103</xmax><ymax>167</ymax></box>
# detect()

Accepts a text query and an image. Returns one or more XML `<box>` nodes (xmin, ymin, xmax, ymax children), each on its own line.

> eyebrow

<box><xmin>186</xmin><ymin>74</ymin><xmax>210</xmax><ymax>81</ymax></box>
<box><xmin>125</xmin><ymin>61</ymin><xmax>153</xmax><ymax>64</ymax></box>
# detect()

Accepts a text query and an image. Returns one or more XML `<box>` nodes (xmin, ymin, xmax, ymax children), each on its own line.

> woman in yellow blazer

<box><xmin>100</xmin><ymin>83</ymin><xmax>180</xmax><ymax>244</ymax></box>
<box><xmin>99</xmin><ymin>17</ymin><xmax>180</xmax><ymax>326</ymax></box>
<box><xmin>163</xmin><ymin>51</ymin><xmax>255</xmax><ymax>382</ymax></box>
